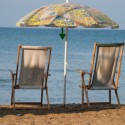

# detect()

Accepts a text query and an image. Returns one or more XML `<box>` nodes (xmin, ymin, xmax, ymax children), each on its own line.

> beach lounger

<box><xmin>76</xmin><ymin>42</ymin><xmax>124</xmax><ymax>108</ymax></box>
<box><xmin>10</xmin><ymin>45</ymin><xmax>52</xmax><ymax>109</ymax></box>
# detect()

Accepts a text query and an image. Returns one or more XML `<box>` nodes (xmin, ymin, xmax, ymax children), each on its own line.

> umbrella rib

<box><xmin>50</xmin><ymin>4</ymin><xmax>82</xmax><ymax>26</ymax></box>
<box><xmin>24</xmin><ymin>6</ymin><xmax>49</xmax><ymax>26</ymax></box>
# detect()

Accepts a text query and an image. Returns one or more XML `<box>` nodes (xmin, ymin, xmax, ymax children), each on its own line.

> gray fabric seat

<box><xmin>92</xmin><ymin>46</ymin><xmax>120</xmax><ymax>89</ymax></box>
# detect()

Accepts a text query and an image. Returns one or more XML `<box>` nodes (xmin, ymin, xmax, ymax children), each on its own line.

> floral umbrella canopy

<box><xmin>16</xmin><ymin>1</ymin><xmax>119</xmax><ymax>106</ymax></box>
<box><xmin>16</xmin><ymin>2</ymin><xmax>118</xmax><ymax>28</ymax></box>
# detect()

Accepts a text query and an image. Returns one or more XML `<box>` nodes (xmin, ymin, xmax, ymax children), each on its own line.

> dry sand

<box><xmin>0</xmin><ymin>104</ymin><xmax>125</xmax><ymax>125</ymax></box>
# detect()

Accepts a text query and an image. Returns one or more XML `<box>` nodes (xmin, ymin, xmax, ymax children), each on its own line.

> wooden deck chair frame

<box><xmin>10</xmin><ymin>45</ymin><xmax>52</xmax><ymax>109</ymax></box>
<box><xmin>76</xmin><ymin>42</ymin><xmax>124</xmax><ymax>108</ymax></box>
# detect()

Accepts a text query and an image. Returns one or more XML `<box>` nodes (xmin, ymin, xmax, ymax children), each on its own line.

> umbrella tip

<box><xmin>66</xmin><ymin>0</ymin><xmax>68</xmax><ymax>3</ymax></box>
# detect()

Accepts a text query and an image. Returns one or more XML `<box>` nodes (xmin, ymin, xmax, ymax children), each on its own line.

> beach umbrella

<box><xmin>16</xmin><ymin>0</ymin><xmax>119</xmax><ymax>106</ymax></box>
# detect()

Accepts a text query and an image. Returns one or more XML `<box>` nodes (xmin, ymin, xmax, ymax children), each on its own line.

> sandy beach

<box><xmin>0</xmin><ymin>104</ymin><xmax>125</xmax><ymax>125</ymax></box>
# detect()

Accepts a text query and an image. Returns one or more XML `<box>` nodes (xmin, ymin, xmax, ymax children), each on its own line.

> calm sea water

<box><xmin>0</xmin><ymin>27</ymin><xmax>125</xmax><ymax>105</ymax></box>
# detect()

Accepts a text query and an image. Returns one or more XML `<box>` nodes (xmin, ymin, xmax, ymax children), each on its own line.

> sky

<box><xmin>0</xmin><ymin>0</ymin><xmax>125</xmax><ymax>29</ymax></box>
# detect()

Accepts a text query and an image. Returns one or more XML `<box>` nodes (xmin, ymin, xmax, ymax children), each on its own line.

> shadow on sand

<box><xmin>0</xmin><ymin>103</ymin><xmax>122</xmax><ymax>117</ymax></box>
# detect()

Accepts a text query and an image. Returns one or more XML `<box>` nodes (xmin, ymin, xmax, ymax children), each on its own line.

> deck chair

<box><xmin>76</xmin><ymin>42</ymin><xmax>124</xmax><ymax>108</ymax></box>
<box><xmin>10</xmin><ymin>45</ymin><xmax>52</xmax><ymax>109</ymax></box>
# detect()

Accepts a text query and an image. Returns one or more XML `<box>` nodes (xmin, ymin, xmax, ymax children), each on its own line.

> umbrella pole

<box><xmin>63</xmin><ymin>27</ymin><xmax>68</xmax><ymax>106</ymax></box>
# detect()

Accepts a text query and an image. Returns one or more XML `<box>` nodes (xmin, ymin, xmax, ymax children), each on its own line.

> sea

<box><xmin>0</xmin><ymin>27</ymin><xmax>125</xmax><ymax>105</ymax></box>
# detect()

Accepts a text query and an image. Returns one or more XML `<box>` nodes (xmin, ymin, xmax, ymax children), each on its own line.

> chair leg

<box><xmin>114</xmin><ymin>90</ymin><xmax>121</xmax><ymax>108</ymax></box>
<box><xmin>109</xmin><ymin>90</ymin><xmax>111</xmax><ymax>107</ymax></box>
<box><xmin>11</xmin><ymin>87</ymin><xmax>15</xmax><ymax>109</ymax></box>
<box><xmin>84</xmin><ymin>88</ymin><xmax>90</xmax><ymax>107</ymax></box>
<box><xmin>41</xmin><ymin>89</ymin><xmax>43</xmax><ymax>107</ymax></box>
<box><xmin>46</xmin><ymin>88</ymin><xmax>50</xmax><ymax>109</ymax></box>
<box><xmin>82</xmin><ymin>88</ymin><xmax>84</xmax><ymax>108</ymax></box>
<box><xmin>11</xmin><ymin>87</ymin><xmax>14</xmax><ymax>106</ymax></box>
<box><xmin>81</xmin><ymin>76</ymin><xmax>90</xmax><ymax>107</ymax></box>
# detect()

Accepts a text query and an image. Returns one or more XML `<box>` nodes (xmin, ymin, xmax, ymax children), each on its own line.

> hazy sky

<box><xmin>0</xmin><ymin>0</ymin><xmax>125</xmax><ymax>29</ymax></box>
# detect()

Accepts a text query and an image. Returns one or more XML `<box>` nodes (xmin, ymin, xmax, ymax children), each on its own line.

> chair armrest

<box><xmin>76</xmin><ymin>69</ymin><xmax>91</xmax><ymax>76</ymax></box>
<box><xmin>9</xmin><ymin>70</ymin><xmax>17</xmax><ymax>76</ymax></box>
<box><xmin>44</xmin><ymin>72</ymin><xmax>51</xmax><ymax>77</ymax></box>
<box><xmin>9</xmin><ymin>70</ymin><xmax>17</xmax><ymax>87</ymax></box>
<box><xmin>43</xmin><ymin>72</ymin><xmax>51</xmax><ymax>88</ymax></box>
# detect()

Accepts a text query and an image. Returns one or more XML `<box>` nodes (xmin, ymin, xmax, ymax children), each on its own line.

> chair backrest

<box><xmin>89</xmin><ymin>43</ymin><xmax>124</xmax><ymax>89</ymax></box>
<box><xmin>15</xmin><ymin>45</ymin><xmax>52</xmax><ymax>89</ymax></box>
